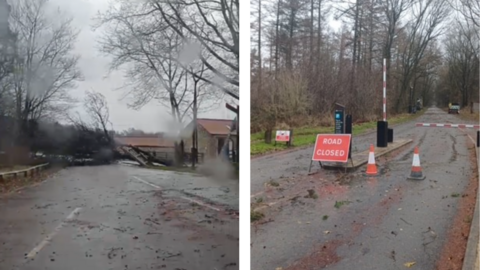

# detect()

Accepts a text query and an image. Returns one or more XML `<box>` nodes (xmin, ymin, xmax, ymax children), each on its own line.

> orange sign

<box><xmin>276</xmin><ymin>130</ymin><xmax>290</xmax><ymax>142</ymax></box>
<box><xmin>312</xmin><ymin>134</ymin><xmax>351</xmax><ymax>162</ymax></box>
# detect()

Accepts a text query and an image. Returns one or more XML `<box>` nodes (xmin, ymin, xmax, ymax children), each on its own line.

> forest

<box><xmin>250</xmin><ymin>0</ymin><xmax>479</xmax><ymax>133</ymax></box>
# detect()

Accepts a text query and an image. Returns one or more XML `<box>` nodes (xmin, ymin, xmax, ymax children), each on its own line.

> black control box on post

<box><xmin>377</xmin><ymin>121</ymin><xmax>388</xmax><ymax>147</ymax></box>
<box><xmin>388</xmin><ymin>128</ymin><xmax>393</xmax><ymax>143</ymax></box>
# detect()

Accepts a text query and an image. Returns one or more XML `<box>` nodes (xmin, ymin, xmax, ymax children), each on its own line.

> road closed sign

<box><xmin>312</xmin><ymin>134</ymin><xmax>351</xmax><ymax>162</ymax></box>
<box><xmin>276</xmin><ymin>130</ymin><xmax>290</xmax><ymax>142</ymax></box>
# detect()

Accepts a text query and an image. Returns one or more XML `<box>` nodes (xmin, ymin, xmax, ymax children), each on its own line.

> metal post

<box><xmin>477</xmin><ymin>130</ymin><xmax>479</xmax><ymax>148</ymax></box>
<box><xmin>383</xmin><ymin>58</ymin><xmax>387</xmax><ymax>121</ymax></box>
<box><xmin>236</xmin><ymin>106</ymin><xmax>239</xmax><ymax>163</ymax></box>
<box><xmin>192</xmin><ymin>82</ymin><xmax>197</xmax><ymax>168</ymax></box>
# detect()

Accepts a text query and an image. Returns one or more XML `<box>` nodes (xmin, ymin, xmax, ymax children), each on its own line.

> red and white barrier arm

<box><xmin>416</xmin><ymin>123</ymin><xmax>480</xmax><ymax>129</ymax></box>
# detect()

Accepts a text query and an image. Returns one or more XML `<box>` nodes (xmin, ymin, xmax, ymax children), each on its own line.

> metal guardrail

<box><xmin>0</xmin><ymin>163</ymin><xmax>50</xmax><ymax>180</ymax></box>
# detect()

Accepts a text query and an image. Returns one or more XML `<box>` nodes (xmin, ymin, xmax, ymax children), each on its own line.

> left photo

<box><xmin>0</xmin><ymin>0</ymin><xmax>239</xmax><ymax>269</ymax></box>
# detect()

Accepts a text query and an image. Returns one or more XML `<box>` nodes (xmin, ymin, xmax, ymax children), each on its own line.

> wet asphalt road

<box><xmin>251</xmin><ymin>107</ymin><xmax>478</xmax><ymax>269</ymax></box>
<box><xmin>0</xmin><ymin>165</ymin><xmax>239</xmax><ymax>270</ymax></box>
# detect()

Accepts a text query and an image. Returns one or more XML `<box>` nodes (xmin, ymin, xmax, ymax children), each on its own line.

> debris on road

<box><xmin>304</xmin><ymin>189</ymin><xmax>318</xmax><ymax>199</ymax></box>
<box><xmin>334</xmin><ymin>200</ymin><xmax>351</xmax><ymax>209</ymax></box>
<box><xmin>252</xmin><ymin>107</ymin><xmax>477</xmax><ymax>270</ymax></box>
<box><xmin>251</xmin><ymin>211</ymin><xmax>264</xmax><ymax>222</ymax></box>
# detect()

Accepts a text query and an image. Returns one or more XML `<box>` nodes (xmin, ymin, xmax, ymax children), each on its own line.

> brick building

<box><xmin>182</xmin><ymin>118</ymin><xmax>237</xmax><ymax>160</ymax></box>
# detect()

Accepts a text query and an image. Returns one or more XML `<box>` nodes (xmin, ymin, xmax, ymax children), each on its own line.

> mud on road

<box><xmin>0</xmin><ymin>165</ymin><xmax>239</xmax><ymax>270</ymax></box>
<box><xmin>251</xmin><ymin>107</ymin><xmax>478</xmax><ymax>270</ymax></box>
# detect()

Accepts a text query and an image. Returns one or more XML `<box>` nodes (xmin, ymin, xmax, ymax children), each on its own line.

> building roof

<box><xmin>196</xmin><ymin>118</ymin><xmax>237</xmax><ymax>136</ymax></box>
<box><xmin>115</xmin><ymin>136</ymin><xmax>174</xmax><ymax>148</ymax></box>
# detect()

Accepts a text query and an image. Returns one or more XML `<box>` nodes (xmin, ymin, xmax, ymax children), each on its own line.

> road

<box><xmin>251</xmin><ymin>107</ymin><xmax>478</xmax><ymax>270</ymax></box>
<box><xmin>0</xmin><ymin>165</ymin><xmax>239</xmax><ymax>270</ymax></box>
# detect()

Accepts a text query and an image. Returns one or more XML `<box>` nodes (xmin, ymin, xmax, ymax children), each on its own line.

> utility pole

<box><xmin>226</xmin><ymin>103</ymin><xmax>239</xmax><ymax>163</ymax></box>
<box><xmin>191</xmin><ymin>81</ymin><xmax>198</xmax><ymax>168</ymax></box>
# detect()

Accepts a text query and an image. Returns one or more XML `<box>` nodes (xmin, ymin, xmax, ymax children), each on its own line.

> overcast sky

<box><xmin>49</xmin><ymin>0</ymin><xmax>236</xmax><ymax>133</ymax></box>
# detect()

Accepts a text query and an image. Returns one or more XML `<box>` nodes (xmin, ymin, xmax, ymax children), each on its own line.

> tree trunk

<box><xmin>258</xmin><ymin>0</ymin><xmax>262</xmax><ymax>93</ymax></box>
<box><xmin>274</xmin><ymin>0</ymin><xmax>281</xmax><ymax>74</ymax></box>
<box><xmin>264</xmin><ymin>129</ymin><xmax>272</xmax><ymax>144</ymax></box>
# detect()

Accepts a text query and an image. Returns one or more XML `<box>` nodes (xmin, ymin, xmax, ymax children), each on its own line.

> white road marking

<box><xmin>180</xmin><ymin>196</ymin><xmax>220</xmax><ymax>211</ymax></box>
<box><xmin>132</xmin><ymin>176</ymin><xmax>162</xmax><ymax>189</ymax></box>
<box><xmin>26</xmin><ymin>207</ymin><xmax>82</xmax><ymax>259</ymax></box>
<box><xmin>131</xmin><ymin>176</ymin><xmax>220</xmax><ymax>211</ymax></box>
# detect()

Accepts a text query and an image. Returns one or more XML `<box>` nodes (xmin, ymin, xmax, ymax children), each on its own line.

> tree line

<box><xmin>251</xmin><ymin>0</ymin><xmax>479</xmax><ymax>133</ymax></box>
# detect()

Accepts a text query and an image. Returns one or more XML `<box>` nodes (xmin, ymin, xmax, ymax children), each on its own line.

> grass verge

<box><xmin>251</xmin><ymin>111</ymin><xmax>425</xmax><ymax>156</ymax></box>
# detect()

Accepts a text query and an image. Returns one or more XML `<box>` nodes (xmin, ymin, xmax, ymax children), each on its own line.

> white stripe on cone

<box><xmin>412</xmin><ymin>153</ymin><xmax>421</xmax><ymax>167</ymax></box>
<box><xmin>368</xmin><ymin>151</ymin><xmax>375</xmax><ymax>164</ymax></box>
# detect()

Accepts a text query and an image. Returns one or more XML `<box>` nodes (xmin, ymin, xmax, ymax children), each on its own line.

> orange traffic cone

<box><xmin>407</xmin><ymin>146</ymin><xmax>426</xmax><ymax>180</ymax></box>
<box><xmin>408</xmin><ymin>146</ymin><xmax>426</xmax><ymax>180</ymax></box>
<box><xmin>366</xmin><ymin>144</ymin><xmax>378</xmax><ymax>175</ymax></box>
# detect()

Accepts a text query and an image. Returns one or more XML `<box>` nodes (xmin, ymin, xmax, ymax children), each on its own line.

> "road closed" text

<box><xmin>316</xmin><ymin>149</ymin><xmax>345</xmax><ymax>156</ymax></box>
<box><xmin>323</xmin><ymin>138</ymin><xmax>343</xmax><ymax>144</ymax></box>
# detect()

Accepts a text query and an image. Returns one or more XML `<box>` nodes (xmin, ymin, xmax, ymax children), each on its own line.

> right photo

<box><xmin>250</xmin><ymin>0</ymin><xmax>479</xmax><ymax>269</ymax></box>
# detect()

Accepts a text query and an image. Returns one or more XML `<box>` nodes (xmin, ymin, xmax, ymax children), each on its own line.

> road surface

<box><xmin>251</xmin><ymin>107</ymin><xmax>478</xmax><ymax>270</ymax></box>
<box><xmin>0</xmin><ymin>165</ymin><xmax>239</xmax><ymax>270</ymax></box>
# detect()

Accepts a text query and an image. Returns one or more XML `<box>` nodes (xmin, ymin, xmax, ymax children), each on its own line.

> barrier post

<box><xmin>377</xmin><ymin>121</ymin><xmax>388</xmax><ymax>147</ymax></box>
<box><xmin>477</xmin><ymin>130</ymin><xmax>479</xmax><ymax>148</ymax></box>
<box><xmin>345</xmin><ymin>115</ymin><xmax>353</xmax><ymax>159</ymax></box>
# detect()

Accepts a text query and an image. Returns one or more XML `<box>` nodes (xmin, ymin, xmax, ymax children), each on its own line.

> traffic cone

<box><xmin>407</xmin><ymin>146</ymin><xmax>426</xmax><ymax>180</ymax></box>
<box><xmin>366</xmin><ymin>144</ymin><xmax>378</xmax><ymax>175</ymax></box>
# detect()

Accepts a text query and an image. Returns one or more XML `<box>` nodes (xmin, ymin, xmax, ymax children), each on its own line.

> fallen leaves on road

<box><xmin>404</xmin><ymin>261</ymin><xmax>416</xmax><ymax>267</ymax></box>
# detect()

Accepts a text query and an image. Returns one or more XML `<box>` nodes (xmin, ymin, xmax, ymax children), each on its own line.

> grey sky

<box><xmin>50</xmin><ymin>0</ymin><xmax>236</xmax><ymax>133</ymax></box>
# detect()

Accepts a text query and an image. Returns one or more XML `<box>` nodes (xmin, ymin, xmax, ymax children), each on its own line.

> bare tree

<box><xmin>84</xmin><ymin>91</ymin><xmax>112</xmax><ymax>144</ymax></box>
<box><xmin>149</xmin><ymin>0</ymin><xmax>239</xmax><ymax>99</ymax></box>
<box><xmin>9</xmin><ymin>0</ymin><xmax>82</xmax><ymax>122</ymax></box>
<box><xmin>394</xmin><ymin>0</ymin><xmax>449</xmax><ymax>111</ymax></box>
<box><xmin>5</xmin><ymin>0</ymin><xmax>82</xmax><ymax>147</ymax></box>
<box><xmin>383</xmin><ymin>0</ymin><xmax>413</xmax><ymax>71</ymax></box>
<box><xmin>443</xmin><ymin>22</ymin><xmax>479</xmax><ymax>107</ymax></box>
<box><xmin>96</xmin><ymin>1</ymin><xmax>222</xmax><ymax>124</ymax></box>
<box><xmin>456</xmin><ymin>0</ymin><xmax>480</xmax><ymax>29</ymax></box>
<box><xmin>96</xmin><ymin>2</ymin><xmax>189</xmax><ymax>123</ymax></box>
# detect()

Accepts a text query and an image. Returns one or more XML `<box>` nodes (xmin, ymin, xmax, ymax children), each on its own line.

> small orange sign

<box><xmin>275</xmin><ymin>130</ymin><xmax>290</xmax><ymax>142</ymax></box>
<box><xmin>312</xmin><ymin>134</ymin><xmax>351</xmax><ymax>162</ymax></box>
